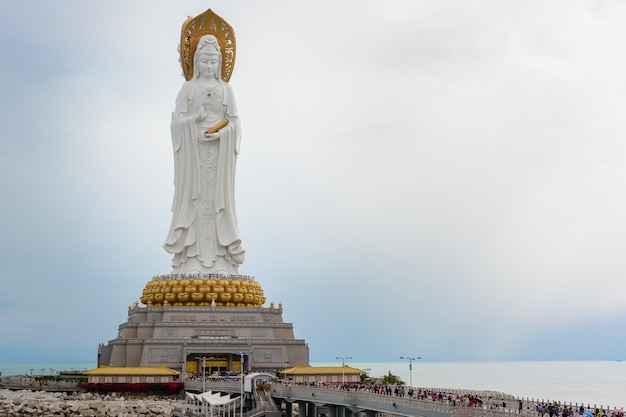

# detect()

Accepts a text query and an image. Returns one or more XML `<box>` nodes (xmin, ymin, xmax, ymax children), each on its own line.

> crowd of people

<box><xmin>180</xmin><ymin>373</ymin><xmax>626</xmax><ymax>417</ymax></box>
<box><xmin>266</xmin><ymin>380</ymin><xmax>623</xmax><ymax>417</ymax></box>
<box><xmin>533</xmin><ymin>403</ymin><xmax>624</xmax><ymax>417</ymax></box>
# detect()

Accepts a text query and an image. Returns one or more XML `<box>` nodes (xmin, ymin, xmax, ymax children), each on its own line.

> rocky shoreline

<box><xmin>0</xmin><ymin>389</ymin><xmax>184</xmax><ymax>417</ymax></box>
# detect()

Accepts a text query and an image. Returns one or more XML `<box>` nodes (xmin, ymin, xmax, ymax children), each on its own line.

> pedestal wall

<box><xmin>99</xmin><ymin>304</ymin><xmax>309</xmax><ymax>373</ymax></box>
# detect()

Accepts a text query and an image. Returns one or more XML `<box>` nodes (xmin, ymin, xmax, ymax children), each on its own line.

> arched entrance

<box><xmin>185</xmin><ymin>352</ymin><xmax>249</xmax><ymax>377</ymax></box>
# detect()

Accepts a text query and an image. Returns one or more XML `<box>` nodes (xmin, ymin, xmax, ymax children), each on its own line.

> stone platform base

<box><xmin>98</xmin><ymin>303</ymin><xmax>309</xmax><ymax>376</ymax></box>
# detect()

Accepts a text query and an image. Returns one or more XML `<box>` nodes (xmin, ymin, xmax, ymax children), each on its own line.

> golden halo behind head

<box><xmin>180</xmin><ymin>8</ymin><xmax>236</xmax><ymax>82</ymax></box>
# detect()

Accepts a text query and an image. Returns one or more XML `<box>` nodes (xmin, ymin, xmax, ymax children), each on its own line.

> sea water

<box><xmin>2</xmin><ymin>361</ymin><xmax>624</xmax><ymax>409</ymax></box>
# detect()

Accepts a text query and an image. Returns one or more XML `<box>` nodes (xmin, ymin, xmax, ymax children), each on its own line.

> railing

<box><xmin>0</xmin><ymin>376</ymin><xmax>81</xmax><ymax>392</ymax></box>
<box><xmin>270</xmin><ymin>385</ymin><xmax>453</xmax><ymax>417</ymax></box>
<box><xmin>185</xmin><ymin>380</ymin><xmax>241</xmax><ymax>392</ymax></box>
<box><xmin>184</xmin><ymin>381</ymin><xmax>625</xmax><ymax>417</ymax></box>
<box><xmin>255</xmin><ymin>386</ymin><xmax>279</xmax><ymax>412</ymax></box>
<box><xmin>183</xmin><ymin>382</ymin><xmax>508</xmax><ymax>417</ymax></box>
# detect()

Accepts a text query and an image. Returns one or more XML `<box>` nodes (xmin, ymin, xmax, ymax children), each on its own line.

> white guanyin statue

<box><xmin>163</xmin><ymin>32</ymin><xmax>244</xmax><ymax>276</ymax></box>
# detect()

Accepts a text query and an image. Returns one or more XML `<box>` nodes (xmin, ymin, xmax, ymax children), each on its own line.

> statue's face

<box><xmin>197</xmin><ymin>53</ymin><xmax>220</xmax><ymax>79</ymax></box>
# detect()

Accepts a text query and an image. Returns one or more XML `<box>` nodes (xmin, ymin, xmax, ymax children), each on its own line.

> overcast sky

<box><xmin>1</xmin><ymin>0</ymin><xmax>626</xmax><ymax>364</ymax></box>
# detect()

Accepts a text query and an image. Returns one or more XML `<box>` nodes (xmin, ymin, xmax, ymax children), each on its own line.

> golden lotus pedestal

<box><xmin>97</xmin><ymin>275</ymin><xmax>309</xmax><ymax>373</ymax></box>
<box><xmin>139</xmin><ymin>277</ymin><xmax>266</xmax><ymax>307</ymax></box>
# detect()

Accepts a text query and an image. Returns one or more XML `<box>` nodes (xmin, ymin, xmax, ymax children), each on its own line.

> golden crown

<box><xmin>180</xmin><ymin>8</ymin><xmax>236</xmax><ymax>82</ymax></box>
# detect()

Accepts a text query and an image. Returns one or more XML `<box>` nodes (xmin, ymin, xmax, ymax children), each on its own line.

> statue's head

<box><xmin>194</xmin><ymin>35</ymin><xmax>222</xmax><ymax>79</ymax></box>
<box><xmin>179</xmin><ymin>9</ymin><xmax>236</xmax><ymax>82</ymax></box>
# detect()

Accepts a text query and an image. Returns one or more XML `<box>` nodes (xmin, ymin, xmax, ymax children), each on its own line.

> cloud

<box><xmin>1</xmin><ymin>0</ymin><xmax>626</xmax><ymax>363</ymax></box>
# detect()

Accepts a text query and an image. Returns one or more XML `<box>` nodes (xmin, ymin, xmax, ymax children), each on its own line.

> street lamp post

<box><xmin>232</xmin><ymin>351</ymin><xmax>252</xmax><ymax>417</ymax></box>
<box><xmin>335</xmin><ymin>356</ymin><xmax>352</xmax><ymax>385</ymax></box>
<box><xmin>207</xmin><ymin>356</ymin><xmax>215</xmax><ymax>376</ymax></box>
<box><xmin>282</xmin><ymin>361</ymin><xmax>290</xmax><ymax>380</ymax></box>
<box><xmin>195</xmin><ymin>356</ymin><xmax>213</xmax><ymax>393</ymax></box>
<box><xmin>400</xmin><ymin>356</ymin><xmax>421</xmax><ymax>388</ymax></box>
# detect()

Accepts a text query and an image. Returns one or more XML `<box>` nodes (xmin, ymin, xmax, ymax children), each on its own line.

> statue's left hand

<box><xmin>201</xmin><ymin>131</ymin><xmax>221</xmax><ymax>142</ymax></box>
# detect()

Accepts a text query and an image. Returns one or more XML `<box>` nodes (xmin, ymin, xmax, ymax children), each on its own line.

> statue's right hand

<box><xmin>196</xmin><ymin>104</ymin><xmax>210</xmax><ymax>121</ymax></box>
<box><xmin>195</xmin><ymin>110</ymin><xmax>208</xmax><ymax>121</ymax></box>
